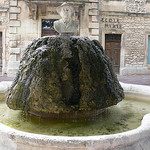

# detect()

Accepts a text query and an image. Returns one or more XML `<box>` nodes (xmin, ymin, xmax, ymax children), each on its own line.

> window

<box><xmin>42</xmin><ymin>19</ymin><xmax>59</xmax><ymax>36</ymax></box>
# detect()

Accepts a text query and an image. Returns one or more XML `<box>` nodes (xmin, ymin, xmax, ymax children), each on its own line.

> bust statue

<box><xmin>54</xmin><ymin>2</ymin><xmax>78</xmax><ymax>36</ymax></box>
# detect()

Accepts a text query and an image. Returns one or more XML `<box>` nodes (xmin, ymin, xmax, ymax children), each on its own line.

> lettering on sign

<box><xmin>105</xmin><ymin>24</ymin><xmax>122</xmax><ymax>29</ymax></box>
<box><xmin>101</xmin><ymin>18</ymin><xmax>119</xmax><ymax>23</ymax></box>
<box><xmin>101</xmin><ymin>18</ymin><xmax>122</xmax><ymax>29</ymax></box>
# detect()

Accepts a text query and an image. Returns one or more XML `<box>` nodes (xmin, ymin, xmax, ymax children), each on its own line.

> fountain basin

<box><xmin>0</xmin><ymin>81</ymin><xmax>150</xmax><ymax>150</ymax></box>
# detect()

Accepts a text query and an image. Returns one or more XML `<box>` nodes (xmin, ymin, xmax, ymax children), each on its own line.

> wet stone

<box><xmin>7</xmin><ymin>36</ymin><xmax>124</xmax><ymax>118</ymax></box>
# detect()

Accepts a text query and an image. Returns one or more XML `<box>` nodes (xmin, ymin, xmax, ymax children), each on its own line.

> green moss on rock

<box><xmin>7</xmin><ymin>36</ymin><xmax>124</xmax><ymax>118</ymax></box>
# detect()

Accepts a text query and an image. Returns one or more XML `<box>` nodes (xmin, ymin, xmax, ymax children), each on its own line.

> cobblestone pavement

<box><xmin>0</xmin><ymin>74</ymin><xmax>150</xmax><ymax>86</ymax></box>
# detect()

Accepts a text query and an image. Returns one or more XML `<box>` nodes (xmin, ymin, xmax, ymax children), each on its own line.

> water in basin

<box><xmin>0</xmin><ymin>98</ymin><xmax>150</xmax><ymax>136</ymax></box>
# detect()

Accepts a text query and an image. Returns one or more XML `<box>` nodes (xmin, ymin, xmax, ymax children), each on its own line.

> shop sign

<box><xmin>101</xmin><ymin>17</ymin><xmax>122</xmax><ymax>29</ymax></box>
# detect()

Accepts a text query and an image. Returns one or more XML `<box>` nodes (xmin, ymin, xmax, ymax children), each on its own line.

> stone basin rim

<box><xmin>0</xmin><ymin>81</ymin><xmax>150</xmax><ymax>149</ymax></box>
<box><xmin>0</xmin><ymin>113</ymin><xmax>150</xmax><ymax>149</ymax></box>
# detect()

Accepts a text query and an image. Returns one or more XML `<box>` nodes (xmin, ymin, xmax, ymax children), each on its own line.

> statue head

<box><xmin>56</xmin><ymin>2</ymin><xmax>74</xmax><ymax>20</ymax></box>
<box><xmin>54</xmin><ymin>2</ymin><xmax>78</xmax><ymax>36</ymax></box>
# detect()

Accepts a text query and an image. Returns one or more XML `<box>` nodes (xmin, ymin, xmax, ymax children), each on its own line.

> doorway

<box><xmin>0</xmin><ymin>32</ymin><xmax>2</xmax><ymax>73</ymax></box>
<box><xmin>42</xmin><ymin>19</ymin><xmax>59</xmax><ymax>36</ymax></box>
<box><xmin>105</xmin><ymin>34</ymin><xmax>121</xmax><ymax>74</ymax></box>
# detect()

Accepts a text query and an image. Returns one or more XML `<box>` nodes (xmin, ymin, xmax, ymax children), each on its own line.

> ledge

<box><xmin>24</xmin><ymin>0</ymin><xmax>89</xmax><ymax>3</ymax></box>
<box><xmin>100</xmin><ymin>10</ymin><xmax>150</xmax><ymax>17</ymax></box>
<box><xmin>0</xmin><ymin>7</ymin><xmax>9</xmax><ymax>12</ymax></box>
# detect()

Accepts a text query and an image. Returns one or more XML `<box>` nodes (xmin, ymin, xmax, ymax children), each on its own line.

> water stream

<box><xmin>0</xmin><ymin>98</ymin><xmax>150</xmax><ymax>136</ymax></box>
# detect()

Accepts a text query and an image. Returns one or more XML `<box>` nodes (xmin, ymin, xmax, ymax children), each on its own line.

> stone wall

<box><xmin>6</xmin><ymin>0</ymin><xmax>100</xmax><ymax>77</ymax></box>
<box><xmin>126</xmin><ymin>0</ymin><xmax>146</xmax><ymax>13</ymax></box>
<box><xmin>124</xmin><ymin>16</ymin><xmax>145</xmax><ymax>66</ymax></box>
<box><xmin>7</xmin><ymin>0</ymin><xmax>21</xmax><ymax>77</ymax></box>
<box><xmin>3</xmin><ymin>0</ymin><xmax>150</xmax><ymax>76</ymax></box>
<box><xmin>100</xmin><ymin>0</ymin><xmax>150</xmax><ymax>75</ymax></box>
<box><xmin>0</xmin><ymin>0</ymin><xmax>9</xmax><ymax>76</ymax></box>
<box><xmin>0</xmin><ymin>0</ymin><xmax>9</xmax><ymax>7</ymax></box>
<box><xmin>88</xmin><ymin>0</ymin><xmax>100</xmax><ymax>41</ymax></box>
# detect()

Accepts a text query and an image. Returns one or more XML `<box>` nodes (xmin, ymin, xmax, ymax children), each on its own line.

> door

<box><xmin>42</xmin><ymin>19</ymin><xmax>59</xmax><ymax>36</ymax></box>
<box><xmin>105</xmin><ymin>34</ymin><xmax>121</xmax><ymax>74</ymax></box>
<box><xmin>0</xmin><ymin>32</ymin><xmax>2</xmax><ymax>73</ymax></box>
<box><xmin>148</xmin><ymin>36</ymin><xmax>150</xmax><ymax>64</ymax></box>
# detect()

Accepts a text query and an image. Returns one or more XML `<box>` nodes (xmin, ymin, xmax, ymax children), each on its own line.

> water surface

<box><xmin>0</xmin><ymin>99</ymin><xmax>150</xmax><ymax>136</ymax></box>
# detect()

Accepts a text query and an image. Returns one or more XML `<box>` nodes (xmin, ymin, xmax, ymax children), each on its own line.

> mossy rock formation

<box><xmin>7</xmin><ymin>36</ymin><xmax>124</xmax><ymax>118</ymax></box>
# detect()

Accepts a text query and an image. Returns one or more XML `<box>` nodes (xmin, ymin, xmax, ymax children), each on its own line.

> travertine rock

<box><xmin>54</xmin><ymin>2</ymin><xmax>78</xmax><ymax>35</ymax></box>
<box><xmin>7</xmin><ymin>36</ymin><xmax>124</xmax><ymax>118</ymax></box>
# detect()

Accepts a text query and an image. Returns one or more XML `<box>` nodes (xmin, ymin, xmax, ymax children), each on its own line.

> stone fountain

<box><xmin>6</xmin><ymin>2</ymin><xmax>124</xmax><ymax>118</ymax></box>
<box><xmin>1</xmin><ymin>2</ymin><xmax>150</xmax><ymax>150</ymax></box>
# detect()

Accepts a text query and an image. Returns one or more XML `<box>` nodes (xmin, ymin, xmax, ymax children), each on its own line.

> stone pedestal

<box><xmin>7</xmin><ymin>36</ymin><xmax>124</xmax><ymax>118</ymax></box>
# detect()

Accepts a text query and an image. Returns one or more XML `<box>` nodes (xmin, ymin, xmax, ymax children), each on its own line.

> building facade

<box><xmin>0</xmin><ymin>0</ymin><xmax>9</xmax><ymax>76</ymax></box>
<box><xmin>0</xmin><ymin>0</ymin><xmax>150</xmax><ymax>76</ymax></box>
<box><xmin>100</xmin><ymin>0</ymin><xmax>150</xmax><ymax>75</ymax></box>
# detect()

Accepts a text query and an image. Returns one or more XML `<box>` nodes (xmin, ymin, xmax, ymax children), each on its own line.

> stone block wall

<box><xmin>0</xmin><ymin>0</ymin><xmax>9</xmax><ymax>76</ymax></box>
<box><xmin>5</xmin><ymin>0</ymin><xmax>150</xmax><ymax>76</ymax></box>
<box><xmin>100</xmin><ymin>0</ymin><xmax>150</xmax><ymax>75</ymax></box>
<box><xmin>7</xmin><ymin>0</ymin><xmax>21</xmax><ymax>77</ymax></box>
<box><xmin>0</xmin><ymin>0</ymin><xmax>9</xmax><ymax>7</ymax></box>
<box><xmin>123</xmin><ymin>17</ymin><xmax>145</xmax><ymax>66</ymax></box>
<box><xmin>6</xmin><ymin>0</ymin><xmax>100</xmax><ymax>77</ymax></box>
<box><xmin>125</xmin><ymin>0</ymin><xmax>146</xmax><ymax>13</ymax></box>
<box><xmin>89</xmin><ymin>0</ymin><xmax>100</xmax><ymax>40</ymax></box>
